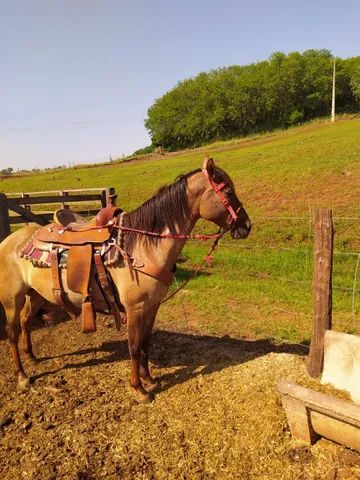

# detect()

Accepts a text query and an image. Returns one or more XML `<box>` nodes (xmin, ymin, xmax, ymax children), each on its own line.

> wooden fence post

<box><xmin>104</xmin><ymin>187</ymin><xmax>117</xmax><ymax>206</ymax></box>
<box><xmin>0</xmin><ymin>193</ymin><xmax>11</xmax><ymax>242</ymax></box>
<box><xmin>62</xmin><ymin>191</ymin><xmax>70</xmax><ymax>209</ymax></box>
<box><xmin>306</xmin><ymin>208</ymin><xmax>333</xmax><ymax>378</ymax></box>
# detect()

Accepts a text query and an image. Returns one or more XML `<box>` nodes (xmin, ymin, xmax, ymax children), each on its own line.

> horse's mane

<box><xmin>123</xmin><ymin>168</ymin><xmax>201</xmax><ymax>252</ymax></box>
<box><xmin>123</xmin><ymin>166</ymin><xmax>233</xmax><ymax>252</ymax></box>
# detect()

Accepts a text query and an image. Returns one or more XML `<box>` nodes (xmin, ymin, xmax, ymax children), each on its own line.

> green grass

<box><xmin>2</xmin><ymin>117</ymin><xmax>360</xmax><ymax>343</ymax></box>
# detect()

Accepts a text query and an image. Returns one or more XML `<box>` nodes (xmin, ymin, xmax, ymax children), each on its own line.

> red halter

<box><xmin>202</xmin><ymin>163</ymin><xmax>240</xmax><ymax>223</ymax></box>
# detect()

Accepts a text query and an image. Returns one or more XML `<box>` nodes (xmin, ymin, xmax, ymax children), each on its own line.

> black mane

<box><xmin>123</xmin><ymin>166</ymin><xmax>232</xmax><ymax>252</ymax></box>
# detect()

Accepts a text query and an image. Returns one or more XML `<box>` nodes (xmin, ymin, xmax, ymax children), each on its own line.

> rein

<box><xmin>161</xmin><ymin>234</ymin><xmax>223</xmax><ymax>303</ymax></box>
<box><xmin>115</xmin><ymin>224</ymin><xmax>224</xmax><ymax>240</ymax></box>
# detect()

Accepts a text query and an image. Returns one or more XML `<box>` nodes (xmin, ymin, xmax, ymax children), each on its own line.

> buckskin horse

<box><xmin>0</xmin><ymin>157</ymin><xmax>251</xmax><ymax>403</ymax></box>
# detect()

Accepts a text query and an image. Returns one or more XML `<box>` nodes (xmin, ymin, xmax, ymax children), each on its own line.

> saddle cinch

<box><xmin>20</xmin><ymin>205</ymin><xmax>126</xmax><ymax>333</ymax></box>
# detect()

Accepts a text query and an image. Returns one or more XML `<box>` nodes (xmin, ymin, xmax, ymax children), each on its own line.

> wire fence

<box><xmin>191</xmin><ymin>211</ymin><xmax>360</xmax><ymax>336</ymax></box>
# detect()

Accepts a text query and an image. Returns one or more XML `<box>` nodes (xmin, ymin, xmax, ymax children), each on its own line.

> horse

<box><xmin>0</xmin><ymin>157</ymin><xmax>251</xmax><ymax>403</ymax></box>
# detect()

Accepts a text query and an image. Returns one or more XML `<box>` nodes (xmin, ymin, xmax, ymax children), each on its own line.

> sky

<box><xmin>1</xmin><ymin>0</ymin><xmax>359</xmax><ymax>171</ymax></box>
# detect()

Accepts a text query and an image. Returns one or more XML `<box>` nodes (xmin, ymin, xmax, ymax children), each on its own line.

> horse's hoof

<box><xmin>137</xmin><ymin>393</ymin><xmax>154</xmax><ymax>405</ymax></box>
<box><xmin>18</xmin><ymin>376</ymin><xmax>31</xmax><ymax>390</ymax></box>
<box><xmin>133</xmin><ymin>390</ymin><xmax>154</xmax><ymax>405</ymax></box>
<box><xmin>141</xmin><ymin>377</ymin><xmax>160</xmax><ymax>393</ymax></box>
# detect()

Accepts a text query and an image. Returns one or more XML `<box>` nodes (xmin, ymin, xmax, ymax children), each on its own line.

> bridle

<box><xmin>202</xmin><ymin>164</ymin><xmax>243</xmax><ymax>232</ymax></box>
<box><xmin>118</xmin><ymin>165</ymin><xmax>243</xmax><ymax>240</ymax></box>
<box><xmin>59</xmin><ymin>163</ymin><xmax>244</xmax><ymax>241</ymax></box>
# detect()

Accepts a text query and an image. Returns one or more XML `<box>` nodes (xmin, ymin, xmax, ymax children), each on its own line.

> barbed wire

<box><xmin>192</xmin><ymin>209</ymin><xmax>360</xmax><ymax>328</ymax></box>
<box><xmin>225</xmin><ymin>243</ymin><xmax>309</xmax><ymax>253</ymax></box>
<box><xmin>334</xmin><ymin>250</ymin><xmax>360</xmax><ymax>256</ymax></box>
<box><xmin>251</xmin><ymin>216</ymin><xmax>360</xmax><ymax>222</ymax></box>
<box><xmin>234</xmin><ymin>270</ymin><xmax>360</xmax><ymax>293</ymax></box>
<box><xmin>218</xmin><ymin>240</ymin><xmax>360</xmax><ymax>258</ymax></box>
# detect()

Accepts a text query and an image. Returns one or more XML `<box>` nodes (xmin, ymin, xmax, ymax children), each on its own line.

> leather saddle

<box><xmin>21</xmin><ymin>205</ymin><xmax>125</xmax><ymax>334</ymax></box>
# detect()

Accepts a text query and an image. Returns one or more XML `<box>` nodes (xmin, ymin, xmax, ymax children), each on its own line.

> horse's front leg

<box><xmin>127</xmin><ymin>309</ymin><xmax>154</xmax><ymax>404</ymax></box>
<box><xmin>140</xmin><ymin>302</ymin><xmax>160</xmax><ymax>392</ymax></box>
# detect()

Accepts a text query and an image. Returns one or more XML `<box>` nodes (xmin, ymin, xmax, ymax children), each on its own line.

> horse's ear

<box><xmin>203</xmin><ymin>156</ymin><xmax>215</xmax><ymax>177</ymax></box>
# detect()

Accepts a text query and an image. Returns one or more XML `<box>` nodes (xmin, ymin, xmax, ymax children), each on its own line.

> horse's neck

<box><xmin>131</xmin><ymin>173</ymin><xmax>204</xmax><ymax>270</ymax></box>
<box><xmin>135</xmin><ymin>214</ymin><xmax>198</xmax><ymax>271</ymax></box>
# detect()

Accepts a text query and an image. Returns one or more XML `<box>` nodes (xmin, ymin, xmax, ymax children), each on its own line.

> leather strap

<box><xmin>50</xmin><ymin>248</ymin><xmax>65</xmax><ymax>306</ymax></box>
<box><xmin>113</xmin><ymin>241</ymin><xmax>173</xmax><ymax>287</ymax></box>
<box><xmin>133</xmin><ymin>263</ymin><xmax>174</xmax><ymax>287</ymax></box>
<box><xmin>50</xmin><ymin>247</ymin><xmax>78</xmax><ymax>316</ymax></box>
<box><xmin>94</xmin><ymin>252</ymin><xmax>123</xmax><ymax>330</ymax></box>
<box><xmin>202</xmin><ymin>167</ymin><xmax>240</xmax><ymax>222</ymax></box>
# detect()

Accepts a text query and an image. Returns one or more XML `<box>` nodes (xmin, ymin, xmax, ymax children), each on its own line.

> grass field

<box><xmin>2</xmin><ymin>117</ymin><xmax>360</xmax><ymax>344</ymax></box>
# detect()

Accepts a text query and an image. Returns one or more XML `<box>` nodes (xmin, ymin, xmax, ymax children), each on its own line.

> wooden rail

<box><xmin>0</xmin><ymin>187</ymin><xmax>116</xmax><ymax>242</ymax></box>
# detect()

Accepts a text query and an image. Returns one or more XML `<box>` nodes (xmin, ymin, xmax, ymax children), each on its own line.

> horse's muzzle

<box><xmin>231</xmin><ymin>219</ymin><xmax>251</xmax><ymax>239</ymax></box>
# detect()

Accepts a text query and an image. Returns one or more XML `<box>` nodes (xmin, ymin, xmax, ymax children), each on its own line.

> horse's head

<box><xmin>193</xmin><ymin>157</ymin><xmax>251</xmax><ymax>239</ymax></box>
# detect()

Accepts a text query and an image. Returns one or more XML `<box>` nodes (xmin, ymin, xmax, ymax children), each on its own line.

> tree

<box><xmin>144</xmin><ymin>50</ymin><xmax>360</xmax><ymax>150</ymax></box>
<box><xmin>0</xmin><ymin>167</ymin><xmax>13</xmax><ymax>175</ymax></box>
<box><xmin>350</xmin><ymin>65</ymin><xmax>360</xmax><ymax>106</ymax></box>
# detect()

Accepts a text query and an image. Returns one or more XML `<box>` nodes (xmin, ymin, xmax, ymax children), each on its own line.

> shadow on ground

<box><xmin>29</xmin><ymin>328</ymin><xmax>308</xmax><ymax>392</ymax></box>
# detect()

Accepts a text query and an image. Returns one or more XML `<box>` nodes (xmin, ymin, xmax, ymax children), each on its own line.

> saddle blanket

<box><xmin>20</xmin><ymin>228</ymin><xmax>121</xmax><ymax>268</ymax></box>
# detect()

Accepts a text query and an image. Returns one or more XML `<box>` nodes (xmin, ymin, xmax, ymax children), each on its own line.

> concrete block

<box><xmin>322</xmin><ymin>330</ymin><xmax>360</xmax><ymax>404</ymax></box>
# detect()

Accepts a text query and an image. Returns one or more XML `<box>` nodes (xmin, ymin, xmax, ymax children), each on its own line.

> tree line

<box><xmin>144</xmin><ymin>50</ymin><xmax>360</xmax><ymax>151</ymax></box>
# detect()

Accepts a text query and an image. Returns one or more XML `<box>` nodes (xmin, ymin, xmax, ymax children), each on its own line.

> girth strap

<box><xmin>50</xmin><ymin>248</ymin><xmax>65</xmax><ymax>306</ymax></box>
<box><xmin>93</xmin><ymin>252</ymin><xmax>124</xmax><ymax>331</ymax></box>
<box><xmin>50</xmin><ymin>248</ymin><xmax>78</xmax><ymax>316</ymax></box>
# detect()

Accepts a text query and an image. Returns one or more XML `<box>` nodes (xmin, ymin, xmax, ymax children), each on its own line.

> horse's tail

<box><xmin>0</xmin><ymin>302</ymin><xmax>7</xmax><ymax>339</ymax></box>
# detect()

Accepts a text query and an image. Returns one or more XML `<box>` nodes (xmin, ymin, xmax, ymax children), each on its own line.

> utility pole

<box><xmin>331</xmin><ymin>58</ymin><xmax>336</xmax><ymax>123</ymax></box>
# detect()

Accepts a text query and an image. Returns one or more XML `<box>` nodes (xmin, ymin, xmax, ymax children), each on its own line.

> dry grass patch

<box><xmin>1</xmin><ymin>317</ymin><xmax>360</xmax><ymax>479</ymax></box>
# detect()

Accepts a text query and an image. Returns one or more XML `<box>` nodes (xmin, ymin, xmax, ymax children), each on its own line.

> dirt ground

<box><xmin>1</xmin><ymin>313</ymin><xmax>360</xmax><ymax>480</ymax></box>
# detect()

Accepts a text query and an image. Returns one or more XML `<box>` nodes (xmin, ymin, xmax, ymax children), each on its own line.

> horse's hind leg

<box><xmin>139</xmin><ymin>302</ymin><xmax>160</xmax><ymax>392</ymax></box>
<box><xmin>20</xmin><ymin>291</ymin><xmax>45</xmax><ymax>363</ymax></box>
<box><xmin>3</xmin><ymin>294</ymin><xmax>29</xmax><ymax>388</ymax></box>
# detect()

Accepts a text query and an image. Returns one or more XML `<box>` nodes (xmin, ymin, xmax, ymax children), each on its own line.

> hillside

<box><xmin>2</xmin><ymin>117</ymin><xmax>360</xmax><ymax>215</ymax></box>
